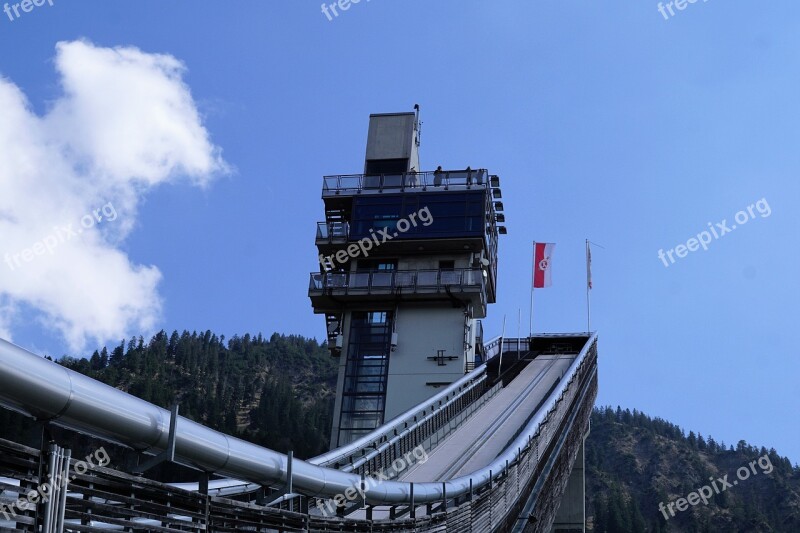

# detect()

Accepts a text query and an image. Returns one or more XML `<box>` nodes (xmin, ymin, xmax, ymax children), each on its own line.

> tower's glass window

<box><xmin>358</xmin><ymin>259</ymin><xmax>397</xmax><ymax>272</ymax></box>
<box><xmin>351</xmin><ymin>191</ymin><xmax>486</xmax><ymax>240</ymax></box>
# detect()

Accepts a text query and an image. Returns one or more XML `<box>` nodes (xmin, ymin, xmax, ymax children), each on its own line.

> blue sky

<box><xmin>1</xmin><ymin>1</ymin><xmax>798</xmax><ymax>462</ymax></box>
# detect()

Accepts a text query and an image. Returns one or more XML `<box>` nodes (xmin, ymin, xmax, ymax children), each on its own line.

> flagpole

<box><xmin>499</xmin><ymin>314</ymin><xmax>507</xmax><ymax>376</ymax></box>
<box><xmin>529</xmin><ymin>241</ymin><xmax>535</xmax><ymax>336</ymax></box>
<box><xmin>586</xmin><ymin>239</ymin><xmax>591</xmax><ymax>333</ymax></box>
<box><xmin>529</xmin><ymin>288</ymin><xmax>534</xmax><ymax>337</ymax></box>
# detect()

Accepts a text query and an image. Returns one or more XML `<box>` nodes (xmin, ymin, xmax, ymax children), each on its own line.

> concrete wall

<box><xmin>365</xmin><ymin>113</ymin><xmax>417</xmax><ymax>168</ymax></box>
<box><xmin>384</xmin><ymin>303</ymin><xmax>467</xmax><ymax>420</ymax></box>
<box><xmin>329</xmin><ymin>252</ymin><xmax>480</xmax><ymax>447</ymax></box>
<box><xmin>552</xmin><ymin>436</ymin><xmax>587</xmax><ymax>532</ymax></box>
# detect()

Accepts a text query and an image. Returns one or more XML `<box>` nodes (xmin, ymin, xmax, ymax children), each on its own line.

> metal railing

<box><xmin>483</xmin><ymin>335</ymin><xmax>504</xmax><ymax>360</ymax></box>
<box><xmin>310</xmin><ymin>334</ymin><xmax>598</xmax><ymax>530</ymax></box>
<box><xmin>312</xmin><ymin>364</ymin><xmax>496</xmax><ymax>470</ymax></box>
<box><xmin>0</xmin><ymin>334</ymin><xmax>597</xmax><ymax>532</ymax></box>
<box><xmin>316</xmin><ymin>221</ymin><xmax>350</xmax><ymax>242</ymax></box>
<box><xmin>323</xmin><ymin>169</ymin><xmax>490</xmax><ymax>196</ymax></box>
<box><xmin>309</xmin><ymin>268</ymin><xmax>486</xmax><ymax>296</ymax></box>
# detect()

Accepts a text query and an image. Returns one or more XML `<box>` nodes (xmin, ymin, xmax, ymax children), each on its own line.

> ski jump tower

<box><xmin>309</xmin><ymin>108</ymin><xmax>506</xmax><ymax>448</ymax></box>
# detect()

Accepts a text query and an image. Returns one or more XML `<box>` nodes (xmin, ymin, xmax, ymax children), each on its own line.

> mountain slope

<box><xmin>587</xmin><ymin>406</ymin><xmax>800</xmax><ymax>532</ymax></box>
<box><xmin>0</xmin><ymin>330</ymin><xmax>338</xmax><ymax>461</ymax></box>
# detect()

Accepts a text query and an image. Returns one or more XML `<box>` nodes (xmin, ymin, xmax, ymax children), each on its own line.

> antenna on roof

<box><xmin>414</xmin><ymin>104</ymin><xmax>422</xmax><ymax>147</ymax></box>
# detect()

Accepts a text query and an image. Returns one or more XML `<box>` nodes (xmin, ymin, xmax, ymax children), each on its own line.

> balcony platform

<box><xmin>309</xmin><ymin>268</ymin><xmax>487</xmax><ymax>316</ymax></box>
<box><xmin>322</xmin><ymin>169</ymin><xmax>490</xmax><ymax>198</ymax></box>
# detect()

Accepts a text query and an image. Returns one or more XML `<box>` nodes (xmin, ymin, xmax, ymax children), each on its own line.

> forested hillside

<box><xmin>587</xmin><ymin>406</ymin><xmax>800</xmax><ymax>532</ymax></box>
<box><xmin>0</xmin><ymin>331</ymin><xmax>338</xmax><ymax>462</ymax></box>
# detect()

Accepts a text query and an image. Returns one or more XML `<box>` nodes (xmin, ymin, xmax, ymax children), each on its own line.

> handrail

<box><xmin>315</xmin><ymin>221</ymin><xmax>349</xmax><ymax>240</ymax></box>
<box><xmin>322</xmin><ymin>169</ymin><xmax>489</xmax><ymax>195</ymax></box>
<box><xmin>309</xmin><ymin>268</ymin><xmax>485</xmax><ymax>294</ymax></box>
<box><xmin>439</xmin><ymin>333</ymin><xmax>597</xmax><ymax>493</ymax></box>
<box><xmin>0</xmin><ymin>333</ymin><xmax>595</xmax><ymax>507</ymax></box>
<box><xmin>125</xmin><ymin>334</ymin><xmax>507</xmax><ymax>497</ymax></box>
<box><xmin>310</xmin><ymin>337</ymin><xmax>505</xmax><ymax>467</ymax></box>
<box><xmin>483</xmin><ymin>334</ymin><xmax>503</xmax><ymax>359</ymax></box>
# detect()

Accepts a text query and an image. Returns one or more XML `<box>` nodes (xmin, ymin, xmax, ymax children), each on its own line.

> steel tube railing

<box><xmin>315</xmin><ymin>221</ymin><xmax>349</xmax><ymax>241</ymax></box>
<box><xmin>0</xmin><ymin>333</ymin><xmax>595</xmax><ymax>507</ymax></box>
<box><xmin>322</xmin><ymin>169</ymin><xmax>489</xmax><ymax>195</ymax></box>
<box><xmin>309</xmin><ymin>268</ymin><xmax>485</xmax><ymax>295</ymax></box>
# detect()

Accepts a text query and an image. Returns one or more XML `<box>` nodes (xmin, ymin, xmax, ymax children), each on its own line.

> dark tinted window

<box><xmin>351</xmin><ymin>191</ymin><xmax>486</xmax><ymax>240</ymax></box>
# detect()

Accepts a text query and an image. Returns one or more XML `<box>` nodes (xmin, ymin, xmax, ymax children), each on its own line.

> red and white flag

<box><xmin>532</xmin><ymin>242</ymin><xmax>555</xmax><ymax>288</ymax></box>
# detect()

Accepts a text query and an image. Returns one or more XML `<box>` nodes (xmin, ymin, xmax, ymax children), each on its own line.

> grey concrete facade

<box><xmin>551</xmin><ymin>435</ymin><xmax>587</xmax><ymax>532</ymax></box>
<box><xmin>384</xmin><ymin>302</ymin><xmax>470</xmax><ymax>420</ymax></box>
<box><xmin>326</xmin><ymin>256</ymin><xmax>484</xmax><ymax>447</ymax></box>
<box><xmin>364</xmin><ymin>112</ymin><xmax>420</xmax><ymax>172</ymax></box>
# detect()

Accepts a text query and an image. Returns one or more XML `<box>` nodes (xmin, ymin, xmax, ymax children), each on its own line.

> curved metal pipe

<box><xmin>309</xmin><ymin>335</ymin><xmax>502</xmax><ymax>468</ymax></box>
<box><xmin>0</xmin><ymin>334</ymin><xmax>595</xmax><ymax>505</ymax></box>
<box><xmin>168</xmin><ymin>335</ymin><xmax>502</xmax><ymax>494</ymax></box>
<box><xmin>172</xmin><ymin>334</ymin><xmax>503</xmax><ymax>493</ymax></box>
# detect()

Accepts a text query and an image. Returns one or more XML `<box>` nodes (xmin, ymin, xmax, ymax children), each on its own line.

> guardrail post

<box><xmin>55</xmin><ymin>448</ymin><xmax>71</xmax><ymax>533</ymax></box>
<box><xmin>488</xmin><ymin>470</ymin><xmax>493</xmax><ymax>527</ymax></box>
<box><xmin>41</xmin><ymin>443</ymin><xmax>57</xmax><ymax>533</ymax></box>
<box><xmin>410</xmin><ymin>482</ymin><xmax>415</xmax><ymax>519</ymax></box>
<box><xmin>286</xmin><ymin>450</ymin><xmax>293</xmax><ymax>496</ymax></box>
<box><xmin>360</xmin><ymin>473</ymin><xmax>366</xmax><ymax>511</ymax></box>
<box><xmin>199</xmin><ymin>473</ymin><xmax>210</xmax><ymax>530</ymax></box>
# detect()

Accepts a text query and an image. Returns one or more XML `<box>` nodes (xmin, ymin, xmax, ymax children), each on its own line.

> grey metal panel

<box><xmin>365</xmin><ymin>113</ymin><xmax>415</xmax><ymax>162</ymax></box>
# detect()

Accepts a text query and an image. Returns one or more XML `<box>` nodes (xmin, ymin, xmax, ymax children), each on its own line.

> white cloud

<box><xmin>0</xmin><ymin>40</ymin><xmax>229</xmax><ymax>352</ymax></box>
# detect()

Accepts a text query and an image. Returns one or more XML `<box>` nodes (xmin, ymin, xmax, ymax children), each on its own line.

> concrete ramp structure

<box><xmin>0</xmin><ymin>333</ymin><xmax>597</xmax><ymax>532</ymax></box>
